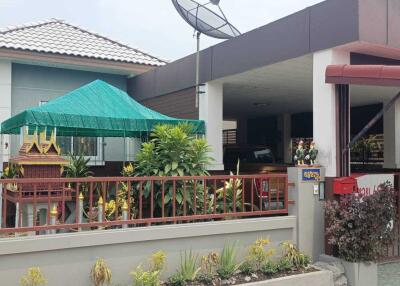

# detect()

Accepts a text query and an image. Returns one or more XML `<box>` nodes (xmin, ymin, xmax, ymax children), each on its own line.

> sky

<box><xmin>0</xmin><ymin>0</ymin><xmax>324</xmax><ymax>61</ymax></box>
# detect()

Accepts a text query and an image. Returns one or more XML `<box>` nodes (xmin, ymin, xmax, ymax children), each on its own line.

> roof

<box><xmin>326</xmin><ymin>65</ymin><xmax>400</xmax><ymax>87</ymax></box>
<box><xmin>0</xmin><ymin>80</ymin><xmax>205</xmax><ymax>137</ymax></box>
<box><xmin>130</xmin><ymin>0</ymin><xmax>400</xmax><ymax>100</ymax></box>
<box><xmin>0</xmin><ymin>19</ymin><xmax>166</xmax><ymax>66</ymax></box>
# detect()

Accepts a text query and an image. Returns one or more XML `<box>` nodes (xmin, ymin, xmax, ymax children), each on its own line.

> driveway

<box><xmin>378</xmin><ymin>262</ymin><xmax>400</xmax><ymax>286</ymax></box>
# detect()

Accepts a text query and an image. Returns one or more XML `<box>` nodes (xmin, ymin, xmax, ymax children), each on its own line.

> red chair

<box><xmin>253</xmin><ymin>178</ymin><xmax>284</xmax><ymax>210</ymax></box>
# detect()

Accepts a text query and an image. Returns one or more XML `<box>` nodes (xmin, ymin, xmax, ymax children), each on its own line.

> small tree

<box><xmin>325</xmin><ymin>183</ymin><xmax>396</xmax><ymax>262</ymax></box>
<box><xmin>130</xmin><ymin>123</ymin><xmax>213</xmax><ymax>216</ymax></box>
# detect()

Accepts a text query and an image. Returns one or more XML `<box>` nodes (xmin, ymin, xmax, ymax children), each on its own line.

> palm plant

<box><xmin>64</xmin><ymin>153</ymin><xmax>93</xmax><ymax>178</ymax></box>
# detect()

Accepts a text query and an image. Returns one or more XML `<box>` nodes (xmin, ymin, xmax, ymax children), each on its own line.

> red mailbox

<box><xmin>333</xmin><ymin>177</ymin><xmax>358</xmax><ymax>195</ymax></box>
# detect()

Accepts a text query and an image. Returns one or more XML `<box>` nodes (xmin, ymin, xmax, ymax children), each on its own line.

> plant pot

<box><xmin>341</xmin><ymin>260</ymin><xmax>377</xmax><ymax>286</ymax></box>
<box><xmin>6</xmin><ymin>183</ymin><xmax>18</xmax><ymax>192</ymax></box>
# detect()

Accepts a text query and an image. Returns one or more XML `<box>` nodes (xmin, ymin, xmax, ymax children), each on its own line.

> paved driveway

<box><xmin>378</xmin><ymin>262</ymin><xmax>400</xmax><ymax>286</ymax></box>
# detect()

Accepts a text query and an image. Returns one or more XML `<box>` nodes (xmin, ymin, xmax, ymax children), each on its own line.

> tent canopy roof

<box><xmin>0</xmin><ymin>80</ymin><xmax>205</xmax><ymax>137</ymax></box>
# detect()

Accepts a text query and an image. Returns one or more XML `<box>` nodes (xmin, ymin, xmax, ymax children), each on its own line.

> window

<box><xmin>38</xmin><ymin>101</ymin><xmax>104</xmax><ymax>165</ymax></box>
<box><xmin>57</xmin><ymin>136</ymin><xmax>104</xmax><ymax>165</ymax></box>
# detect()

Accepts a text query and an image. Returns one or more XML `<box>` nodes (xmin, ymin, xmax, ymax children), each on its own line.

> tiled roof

<box><xmin>0</xmin><ymin>19</ymin><xmax>166</xmax><ymax>66</ymax></box>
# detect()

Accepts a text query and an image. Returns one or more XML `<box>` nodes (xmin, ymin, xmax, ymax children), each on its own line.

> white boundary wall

<box><xmin>0</xmin><ymin>217</ymin><xmax>296</xmax><ymax>286</ymax></box>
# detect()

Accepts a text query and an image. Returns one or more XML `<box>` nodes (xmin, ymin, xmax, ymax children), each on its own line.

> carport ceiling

<box><xmin>221</xmin><ymin>54</ymin><xmax>399</xmax><ymax>119</ymax></box>
<box><xmin>222</xmin><ymin>55</ymin><xmax>313</xmax><ymax>118</ymax></box>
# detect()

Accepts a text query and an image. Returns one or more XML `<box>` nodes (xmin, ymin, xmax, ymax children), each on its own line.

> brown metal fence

<box><xmin>0</xmin><ymin>174</ymin><xmax>289</xmax><ymax>236</ymax></box>
<box><xmin>381</xmin><ymin>184</ymin><xmax>400</xmax><ymax>261</ymax></box>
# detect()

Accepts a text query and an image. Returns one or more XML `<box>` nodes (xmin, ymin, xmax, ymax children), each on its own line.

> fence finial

<box><xmin>50</xmin><ymin>205</ymin><xmax>58</xmax><ymax>217</ymax></box>
<box><xmin>122</xmin><ymin>200</ymin><xmax>128</xmax><ymax>211</ymax></box>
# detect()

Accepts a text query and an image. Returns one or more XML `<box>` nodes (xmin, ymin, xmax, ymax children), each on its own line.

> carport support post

<box><xmin>0</xmin><ymin>60</ymin><xmax>12</xmax><ymax>172</ymax></box>
<box><xmin>199</xmin><ymin>81</ymin><xmax>224</xmax><ymax>170</ymax></box>
<box><xmin>313</xmin><ymin>49</ymin><xmax>350</xmax><ymax>177</ymax></box>
<box><xmin>383</xmin><ymin>98</ymin><xmax>400</xmax><ymax>169</ymax></box>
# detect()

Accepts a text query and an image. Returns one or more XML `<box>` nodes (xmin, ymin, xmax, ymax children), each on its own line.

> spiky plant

<box><xmin>20</xmin><ymin>267</ymin><xmax>47</xmax><ymax>286</ymax></box>
<box><xmin>64</xmin><ymin>153</ymin><xmax>93</xmax><ymax>178</ymax></box>
<box><xmin>177</xmin><ymin>250</ymin><xmax>200</xmax><ymax>282</ymax></box>
<box><xmin>216</xmin><ymin>241</ymin><xmax>240</xmax><ymax>279</ymax></box>
<box><xmin>90</xmin><ymin>258</ymin><xmax>112</xmax><ymax>286</ymax></box>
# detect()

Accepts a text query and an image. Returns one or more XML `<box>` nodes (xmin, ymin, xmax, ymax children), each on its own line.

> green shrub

<box><xmin>277</xmin><ymin>257</ymin><xmax>293</xmax><ymax>272</ymax></box>
<box><xmin>130</xmin><ymin>266</ymin><xmax>160</xmax><ymax>286</ymax></box>
<box><xmin>177</xmin><ymin>250</ymin><xmax>200</xmax><ymax>282</ymax></box>
<box><xmin>245</xmin><ymin>238</ymin><xmax>275</xmax><ymax>271</ymax></box>
<box><xmin>130</xmin><ymin>251</ymin><xmax>166</xmax><ymax>286</ymax></box>
<box><xmin>238</xmin><ymin>260</ymin><xmax>253</xmax><ymax>275</ymax></box>
<box><xmin>280</xmin><ymin>242</ymin><xmax>310</xmax><ymax>269</ymax></box>
<box><xmin>197</xmin><ymin>273</ymin><xmax>214</xmax><ymax>285</ymax></box>
<box><xmin>167</xmin><ymin>273</ymin><xmax>186</xmax><ymax>286</ymax></box>
<box><xmin>216</xmin><ymin>242</ymin><xmax>240</xmax><ymax>279</ymax></box>
<box><xmin>325</xmin><ymin>183</ymin><xmax>396</xmax><ymax>262</ymax></box>
<box><xmin>260</xmin><ymin>261</ymin><xmax>279</xmax><ymax>276</ymax></box>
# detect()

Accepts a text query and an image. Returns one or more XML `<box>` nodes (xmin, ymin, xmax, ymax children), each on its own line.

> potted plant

<box><xmin>325</xmin><ymin>183</ymin><xmax>396</xmax><ymax>286</ymax></box>
<box><xmin>2</xmin><ymin>162</ymin><xmax>21</xmax><ymax>191</ymax></box>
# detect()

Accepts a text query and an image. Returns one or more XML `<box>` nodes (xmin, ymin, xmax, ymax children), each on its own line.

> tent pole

<box><xmin>123</xmin><ymin>135</ymin><xmax>126</xmax><ymax>166</ymax></box>
<box><xmin>195</xmin><ymin>31</ymin><xmax>201</xmax><ymax>108</ymax></box>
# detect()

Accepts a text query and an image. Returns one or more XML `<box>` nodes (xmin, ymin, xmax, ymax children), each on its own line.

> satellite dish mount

<box><xmin>172</xmin><ymin>0</ymin><xmax>240</xmax><ymax>107</ymax></box>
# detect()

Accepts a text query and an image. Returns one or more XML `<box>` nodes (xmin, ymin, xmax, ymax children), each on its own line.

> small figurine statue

<box><xmin>294</xmin><ymin>140</ymin><xmax>305</xmax><ymax>166</ymax></box>
<box><xmin>306</xmin><ymin>141</ymin><xmax>319</xmax><ymax>166</ymax></box>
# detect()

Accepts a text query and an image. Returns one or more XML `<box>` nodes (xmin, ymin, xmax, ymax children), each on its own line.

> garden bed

<box><xmin>169</xmin><ymin>267</ymin><xmax>320</xmax><ymax>286</ymax></box>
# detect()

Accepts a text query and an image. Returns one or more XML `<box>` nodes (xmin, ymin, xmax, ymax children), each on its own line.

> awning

<box><xmin>326</xmin><ymin>64</ymin><xmax>400</xmax><ymax>87</ymax></box>
<box><xmin>0</xmin><ymin>80</ymin><xmax>205</xmax><ymax>137</ymax></box>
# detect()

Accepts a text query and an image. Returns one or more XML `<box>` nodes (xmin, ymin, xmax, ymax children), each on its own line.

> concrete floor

<box><xmin>378</xmin><ymin>262</ymin><xmax>400</xmax><ymax>286</ymax></box>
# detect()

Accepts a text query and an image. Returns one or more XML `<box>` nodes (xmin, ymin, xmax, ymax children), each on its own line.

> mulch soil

<box><xmin>164</xmin><ymin>267</ymin><xmax>319</xmax><ymax>286</ymax></box>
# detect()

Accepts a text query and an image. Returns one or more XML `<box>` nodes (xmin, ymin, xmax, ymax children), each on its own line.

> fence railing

<box><xmin>0</xmin><ymin>174</ymin><xmax>289</xmax><ymax>236</ymax></box>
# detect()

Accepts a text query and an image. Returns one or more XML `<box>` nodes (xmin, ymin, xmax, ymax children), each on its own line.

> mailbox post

<box><xmin>333</xmin><ymin>177</ymin><xmax>357</xmax><ymax>195</ymax></box>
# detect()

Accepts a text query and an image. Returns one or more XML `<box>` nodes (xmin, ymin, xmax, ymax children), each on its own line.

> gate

<box><xmin>381</xmin><ymin>175</ymin><xmax>400</xmax><ymax>261</ymax></box>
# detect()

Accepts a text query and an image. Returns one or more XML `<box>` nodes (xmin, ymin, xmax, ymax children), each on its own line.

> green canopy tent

<box><xmin>0</xmin><ymin>80</ymin><xmax>205</xmax><ymax>137</ymax></box>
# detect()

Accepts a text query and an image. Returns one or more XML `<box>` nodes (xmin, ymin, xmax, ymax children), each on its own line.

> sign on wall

<box><xmin>354</xmin><ymin>174</ymin><xmax>394</xmax><ymax>195</ymax></box>
<box><xmin>302</xmin><ymin>169</ymin><xmax>320</xmax><ymax>181</ymax></box>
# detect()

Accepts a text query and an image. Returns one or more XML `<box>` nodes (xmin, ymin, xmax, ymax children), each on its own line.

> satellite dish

<box><xmin>172</xmin><ymin>0</ymin><xmax>240</xmax><ymax>107</ymax></box>
<box><xmin>172</xmin><ymin>0</ymin><xmax>240</xmax><ymax>39</ymax></box>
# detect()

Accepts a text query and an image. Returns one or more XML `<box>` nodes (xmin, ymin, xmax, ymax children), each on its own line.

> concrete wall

<box><xmin>10</xmin><ymin>63</ymin><xmax>128</xmax><ymax>162</ymax></box>
<box><xmin>0</xmin><ymin>217</ymin><xmax>296</xmax><ymax>286</ymax></box>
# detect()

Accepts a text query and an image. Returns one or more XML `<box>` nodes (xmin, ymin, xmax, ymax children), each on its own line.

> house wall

<box><xmin>10</xmin><ymin>63</ymin><xmax>128</xmax><ymax>162</ymax></box>
<box><xmin>140</xmin><ymin>87</ymin><xmax>198</xmax><ymax>119</ymax></box>
<box><xmin>128</xmin><ymin>0</ymin><xmax>360</xmax><ymax>101</ymax></box>
<box><xmin>0</xmin><ymin>217</ymin><xmax>296</xmax><ymax>286</ymax></box>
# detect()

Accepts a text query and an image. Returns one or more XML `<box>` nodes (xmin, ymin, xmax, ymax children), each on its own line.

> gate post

<box><xmin>288</xmin><ymin>167</ymin><xmax>326</xmax><ymax>261</ymax></box>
